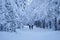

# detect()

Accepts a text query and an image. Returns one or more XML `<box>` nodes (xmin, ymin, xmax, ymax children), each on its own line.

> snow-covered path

<box><xmin>0</xmin><ymin>29</ymin><xmax>60</xmax><ymax>40</ymax></box>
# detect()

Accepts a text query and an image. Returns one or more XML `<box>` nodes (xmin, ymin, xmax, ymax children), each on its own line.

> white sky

<box><xmin>27</xmin><ymin>0</ymin><xmax>33</xmax><ymax>5</ymax></box>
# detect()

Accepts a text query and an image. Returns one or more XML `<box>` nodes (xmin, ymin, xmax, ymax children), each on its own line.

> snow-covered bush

<box><xmin>34</xmin><ymin>20</ymin><xmax>42</xmax><ymax>28</ymax></box>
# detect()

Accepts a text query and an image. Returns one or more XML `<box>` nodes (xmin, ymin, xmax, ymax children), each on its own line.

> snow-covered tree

<box><xmin>2</xmin><ymin>0</ymin><xmax>16</xmax><ymax>32</ymax></box>
<box><xmin>47</xmin><ymin>0</ymin><xmax>60</xmax><ymax>30</ymax></box>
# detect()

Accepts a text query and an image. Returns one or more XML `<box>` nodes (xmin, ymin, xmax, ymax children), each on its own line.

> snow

<box><xmin>0</xmin><ymin>0</ymin><xmax>60</xmax><ymax>40</ymax></box>
<box><xmin>0</xmin><ymin>28</ymin><xmax>60</xmax><ymax>40</ymax></box>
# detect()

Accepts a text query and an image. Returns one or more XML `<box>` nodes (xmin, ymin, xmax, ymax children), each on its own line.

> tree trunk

<box><xmin>49</xmin><ymin>21</ymin><xmax>51</xmax><ymax>29</ymax></box>
<box><xmin>43</xmin><ymin>19</ymin><xmax>45</xmax><ymax>29</ymax></box>
<box><xmin>54</xmin><ymin>17</ymin><xmax>57</xmax><ymax>31</ymax></box>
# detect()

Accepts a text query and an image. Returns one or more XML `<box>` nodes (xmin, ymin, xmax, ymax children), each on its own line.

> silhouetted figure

<box><xmin>0</xmin><ymin>23</ymin><xmax>3</xmax><ymax>31</ymax></box>
<box><xmin>49</xmin><ymin>21</ymin><xmax>51</xmax><ymax>29</ymax></box>
<box><xmin>45</xmin><ymin>23</ymin><xmax>48</xmax><ymax>28</ymax></box>
<box><xmin>29</xmin><ymin>25</ymin><xmax>33</xmax><ymax>29</ymax></box>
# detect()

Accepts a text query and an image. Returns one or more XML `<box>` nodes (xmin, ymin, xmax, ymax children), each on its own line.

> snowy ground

<box><xmin>0</xmin><ymin>26</ymin><xmax>60</xmax><ymax>40</ymax></box>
